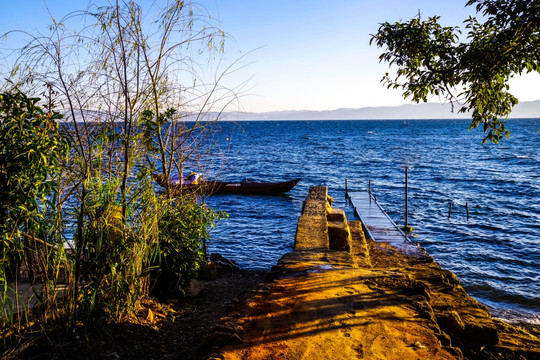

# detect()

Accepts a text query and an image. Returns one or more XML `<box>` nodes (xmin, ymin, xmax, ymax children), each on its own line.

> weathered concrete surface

<box><xmin>328</xmin><ymin>221</ymin><xmax>351</xmax><ymax>252</ymax></box>
<box><xmin>293</xmin><ymin>216</ymin><xmax>328</xmax><ymax>251</ymax></box>
<box><xmin>294</xmin><ymin>186</ymin><xmax>329</xmax><ymax>251</ymax></box>
<box><xmin>210</xmin><ymin>188</ymin><xmax>540</xmax><ymax>360</ymax></box>
<box><xmin>294</xmin><ymin>186</ymin><xmax>352</xmax><ymax>253</ymax></box>
<box><xmin>349</xmin><ymin>220</ymin><xmax>371</xmax><ymax>268</ymax></box>
<box><xmin>327</xmin><ymin>207</ymin><xmax>346</xmax><ymax>222</ymax></box>
<box><xmin>216</xmin><ymin>224</ymin><xmax>458</xmax><ymax>359</ymax></box>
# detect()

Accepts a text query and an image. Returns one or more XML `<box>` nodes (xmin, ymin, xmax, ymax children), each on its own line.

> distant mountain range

<box><xmin>226</xmin><ymin>99</ymin><xmax>540</xmax><ymax>121</ymax></box>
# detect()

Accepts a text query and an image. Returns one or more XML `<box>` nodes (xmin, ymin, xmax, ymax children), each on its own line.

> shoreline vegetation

<box><xmin>1</xmin><ymin>0</ymin><xmax>236</xmax><ymax>357</ymax></box>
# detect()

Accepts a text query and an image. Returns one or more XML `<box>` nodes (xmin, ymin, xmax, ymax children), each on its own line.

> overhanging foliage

<box><xmin>371</xmin><ymin>0</ymin><xmax>540</xmax><ymax>143</ymax></box>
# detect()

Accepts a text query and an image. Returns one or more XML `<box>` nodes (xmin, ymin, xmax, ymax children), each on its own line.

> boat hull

<box><xmin>154</xmin><ymin>175</ymin><xmax>301</xmax><ymax>195</ymax></box>
<box><xmin>206</xmin><ymin>179</ymin><xmax>301</xmax><ymax>194</ymax></box>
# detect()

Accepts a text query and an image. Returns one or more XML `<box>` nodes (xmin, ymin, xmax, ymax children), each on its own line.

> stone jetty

<box><xmin>208</xmin><ymin>186</ymin><xmax>539</xmax><ymax>360</ymax></box>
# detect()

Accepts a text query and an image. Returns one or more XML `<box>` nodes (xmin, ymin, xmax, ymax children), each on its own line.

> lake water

<box><xmin>202</xmin><ymin>119</ymin><xmax>540</xmax><ymax>323</ymax></box>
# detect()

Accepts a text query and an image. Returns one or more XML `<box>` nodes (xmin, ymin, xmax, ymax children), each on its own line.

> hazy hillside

<box><xmin>228</xmin><ymin>100</ymin><xmax>540</xmax><ymax>121</ymax></box>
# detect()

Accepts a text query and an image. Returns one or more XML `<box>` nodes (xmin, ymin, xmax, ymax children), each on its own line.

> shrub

<box><xmin>152</xmin><ymin>200</ymin><xmax>226</xmax><ymax>296</ymax></box>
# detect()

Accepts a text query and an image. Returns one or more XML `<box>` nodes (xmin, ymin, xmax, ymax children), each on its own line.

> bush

<box><xmin>0</xmin><ymin>90</ymin><xmax>69</xmax><ymax>329</ymax></box>
<box><xmin>152</xmin><ymin>200</ymin><xmax>226</xmax><ymax>296</ymax></box>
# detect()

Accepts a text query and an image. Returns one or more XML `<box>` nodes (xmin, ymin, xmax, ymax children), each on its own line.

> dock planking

<box><xmin>347</xmin><ymin>190</ymin><xmax>409</xmax><ymax>245</ymax></box>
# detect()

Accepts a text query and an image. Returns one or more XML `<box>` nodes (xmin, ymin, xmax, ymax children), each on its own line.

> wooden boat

<box><xmin>153</xmin><ymin>174</ymin><xmax>301</xmax><ymax>195</ymax></box>
<box><xmin>204</xmin><ymin>178</ymin><xmax>301</xmax><ymax>194</ymax></box>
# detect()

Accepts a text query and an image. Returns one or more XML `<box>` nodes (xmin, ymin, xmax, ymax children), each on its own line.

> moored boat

<box><xmin>205</xmin><ymin>178</ymin><xmax>301</xmax><ymax>194</ymax></box>
<box><xmin>153</xmin><ymin>174</ymin><xmax>301</xmax><ymax>195</ymax></box>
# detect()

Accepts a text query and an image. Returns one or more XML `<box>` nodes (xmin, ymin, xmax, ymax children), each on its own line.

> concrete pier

<box><xmin>214</xmin><ymin>186</ymin><xmax>539</xmax><ymax>360</ymax></box>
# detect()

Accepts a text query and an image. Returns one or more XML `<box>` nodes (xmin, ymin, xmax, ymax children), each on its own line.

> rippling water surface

<box><xmin>202</xmin><ymin>119</ymin><xmax>540</xmax><ymax>322</ymax></box>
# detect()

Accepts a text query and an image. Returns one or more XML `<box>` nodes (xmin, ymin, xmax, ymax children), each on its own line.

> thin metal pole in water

<box><xmin>405</xmin><ymin>166</ymin><xmax>409</xmax><ymax>229</ymax></box>
<box><xmin>448</xmin><ymin>202</ymin><xmax>453</xmax><ymax>219</ymax></box>
<box><xmin>368</xmin><ymin>180</ymin><xmax>372</xmax><ymax>203</ymax></box>
<box><xmin>345</xmin><ymin>178</ymin><xmax>348</xmax><ymax>196</ymax></box>
<box><xmin>466</xmin><ymin>202</ymin><xmax>470</xmax><ymax>221</ymax></box>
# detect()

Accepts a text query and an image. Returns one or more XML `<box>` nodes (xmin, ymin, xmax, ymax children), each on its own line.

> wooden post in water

<box><xmin>448</xmin><ymin>202</ymin><xmax>453</xmax><ymax>219</ymax></box>
<box><xmin>368</xmin><ymin>180</ymin><xmax>372</xmax><ymax>203</ymax></box>
<box><xmin>405</xmin><ymin>166</ymin><xmax>409</xmax><ymax>229</ymax></box>
<box><xmin>345</xmin><ymin>178</ymin><xmax>348</xmax><ymax>197</ymax></box>
<box><xmin>466</xmin><ymin>202</ymin><xmax>470</xmax><ymax>221</ymax></box>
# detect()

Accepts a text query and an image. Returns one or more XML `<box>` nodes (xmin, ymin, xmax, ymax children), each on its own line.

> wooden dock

<box><xmin>347</xmin><ymin>190</ymin><xmax>410</xmax><ymax>246</ymax></box>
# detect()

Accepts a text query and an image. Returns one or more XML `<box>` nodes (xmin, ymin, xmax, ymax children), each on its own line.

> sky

<box><xmin>1</xmin><ymin>0</ymin><xmax>539</xmax><ymax>113</ymax></box>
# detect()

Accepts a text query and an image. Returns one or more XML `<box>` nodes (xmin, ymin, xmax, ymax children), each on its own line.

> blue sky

<box><xmin>1</xmin><ymin>0</ymin><xmax>539</xmax><ymax>113</ymax></box>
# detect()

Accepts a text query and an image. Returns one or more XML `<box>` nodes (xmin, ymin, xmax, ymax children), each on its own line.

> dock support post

<box><xmin>368</xmin><ymin>180</ymin><xmax>372</xmax><ymax>203</ymax></box>
<box><xmin>345</xmin><ymin>179</ymin><xmax>348</xmax><ymax>197</ymax></box>
<box><xmin>405</xmin><ymin>166</ymin><xmax>409</xmax><ymax>229</ymax></box>
<box><xmin>466</xmin><ymin>202</ymin><xmax>470</xmax><ymax>221</ymax></box>
<box><xmin>448</xmin><ymin>202</ymin><xmax>453</xmax><ymax>219</ymax></box>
